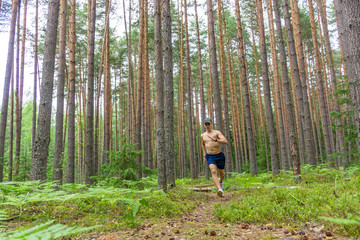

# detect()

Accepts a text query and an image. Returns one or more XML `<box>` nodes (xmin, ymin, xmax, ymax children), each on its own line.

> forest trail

<box><xmin>87</xmin><ymin>190</ymin><xmax>347</xmax><ymax>240</ymax></box>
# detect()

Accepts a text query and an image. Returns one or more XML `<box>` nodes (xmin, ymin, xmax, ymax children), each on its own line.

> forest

<box><xmin>0</xmin><ymin>0</ymin><xmax>359</xmax><ymax>239</ymax></box>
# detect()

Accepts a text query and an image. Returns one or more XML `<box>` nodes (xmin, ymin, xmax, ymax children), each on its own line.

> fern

<box><xmin>320</xmin><ymin>216</ymin><xmax>360</xmax><ymax>226</ymax></box>
<box><xmin>0</xmin><ymin>220</ymin><xmax>98</xmax><ymax>239</ymax></box>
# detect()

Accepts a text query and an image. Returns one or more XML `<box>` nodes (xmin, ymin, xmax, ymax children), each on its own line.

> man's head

<box><xmin>203</xmin><ymin>118</ymin><xmax>213</xmax><ymax>131</ymax></box>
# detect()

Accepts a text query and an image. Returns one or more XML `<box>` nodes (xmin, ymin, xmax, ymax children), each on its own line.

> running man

<box><xmin>201</xmin><ymin>118</ymin><xmax>227</xmax><ymax>197</ymax></box>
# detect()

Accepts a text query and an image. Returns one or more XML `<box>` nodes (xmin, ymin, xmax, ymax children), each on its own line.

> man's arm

<box><xmin>201</xmin><ymin>135</ymin><xmax>207</xmax><ymax>161</ymax></box>
<box><xmin>216</xmin><ymin>131</ymin><xmax>227</xmax><ymax>144</ymax></box>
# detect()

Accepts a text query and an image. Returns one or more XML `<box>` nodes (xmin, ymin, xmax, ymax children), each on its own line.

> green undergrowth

<box><xmin>213</xmin><ymin>165</ymin><xmax>360</xmax><ymax>237</ymax></box>
<box><xmin>0</xmin><ymin>175</ymin><xmax>205</xmax><ymax>238</ymax></box>
<box><xmin>1</xmin><ymin>165</ymin><xmax>359</xmax><ymax>238</ymax></box>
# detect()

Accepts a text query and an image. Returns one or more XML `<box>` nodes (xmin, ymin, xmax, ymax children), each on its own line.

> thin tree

<box><xmin>155</xmin><ymin>0</ymin><xmax>166</xmax><ymax>191</ymax></box>
<box><xmin>67</xmin><ymin>0</ymin><xmax>76</xmax><ymax>183</ymax></box>
<box><xmin>0</xmin><ymin>0</ymin><xmax>19</xmax><ymax>181</ymax></box>
<box><xmin>32</xmin><ymin>0</ymin><xmax>38</xmax><ymax>175</ymax></box>
<box><xmin>194</xmin><ymin>0</ymin><xmax>205</xmax><ymax>134</ymax></box>
<box><xmin>281</xmin><ymin>0</ymin><xmax>309</xmax><ymax>176</ymax></box>
<box><xmin>85</xmin><ymin>0</ymin><xmax>96</xmax><ymax>184</ymax></box>
<box><xmin>266</xmin><ymin>0</ymin><xmax>288</xmax><ymax>171</ymax></box>
<box><xmin>30</xmin><ymin>0</ymin><xmax>60</xmax><ymax>181</ymax></box>
<box><xmin>13</xmin><ymin>0</ymin><xmax>21</xmax><ymax>178</ymax></box>
<box><xmin>256</xmin><ymin>0</ymin><xmax>279</xmax><ymax>175</ymax></box>
<box><xmin>8</xmin><ymin>66</ymin><xmax>14</xmax><ymax>181</ymax></box>
<box><xmin>102</xmin><ymin>0</ymin><xmax>111</xmax><ymax>166</ymax></box>
<box><xmin>135</xmin><ymin>0</ymin><xmax>145</xmax><ymax>176</ymax></box>
<box><xmin>289</xmin><ymin>0</ymin><xmax>317</xmax><ymax>165</ymax></box>
<box><xmin>273</xmin><ymin>0</ymin><xmax>299</xmax><ymax>174</ymax></box>
<box><xmin>184</xmin><ymin>0</ymin><xmax>196</xmax><ymax>179</ymax></box>
<box><xmin>206</xmin><ymin>0</ymin><xmax>223</xmax><ymax>135</ymax></box>
<box><xmin>308</xmin><ymin>0</ymin><xmax>335</xmax><ymax>168</ymax></box>
<box><xmin>316</xmin><ymin>0</ymin><xmax>346</xmax><ymax>167</ymax></box>
<box><xmin>162</xmin><ymin>0</ymin><xmax>175</xmax><ymax>187</ymax></box>
<box><xmin>217</xmin><ymin>0</ymin><xmax>233</xmax><ymax>172</ymax></box>
<box><xmin>53</xmin><ymin>0</ymin><xmax>67</xmax><ymax>183</ymax></box>
<box><xmin>14</xmin><ymin>0</ymin><xmax>27</xmax><ymax>179</ymax></box>
<box><xmin>235</xmin><ymin>0</ymin><xmax>258</xmax><ymax>176</ymax></box>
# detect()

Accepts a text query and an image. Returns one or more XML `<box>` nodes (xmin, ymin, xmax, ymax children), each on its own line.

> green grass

<box><xmin>0</xmin><ymin>166</ymin><xmax>359</xmax><ymax>238</ymax></box>
<box><xmin>213</xmin><ymin>165</ymin><xmax>360</xmax><ymax>237</ymax></box>
<box><xmin>0</xmin><ymin>175</ymin><xmax>205</xmax><ymax>236</ymax></box>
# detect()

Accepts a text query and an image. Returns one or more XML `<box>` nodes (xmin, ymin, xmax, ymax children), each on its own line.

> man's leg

<box><xmin>209</xmin><ymin>164</ymin><xmax>221</xmax><ymax>190</ymax></box>
<box><xmin>219</xmin><ymin>169</ymin><xmax>225</xmax><ymax>183</ymax></box>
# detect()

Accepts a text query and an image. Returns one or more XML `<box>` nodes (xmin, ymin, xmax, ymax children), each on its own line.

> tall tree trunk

<box><xmin>30</xmin><ymin>0</ymin><xmax>60</xmax><ymax>181</ymax></box>
<box><xmin>123</xmin><ymin>0</ymin><xmax>134</xmax><ymax>142</ymax></box>
<box><xmin>13</xmin><ymin>0</ymin><xmax>21</xmax><ymax>178</ymax></box>
<box><xmin>273</xmin><ymin>0</ymin><xmax>300</xmax><ymax>176</ymax></box>
<box><xmin>14</xmin><ymin>0</ymin><xmax>27</xmax><ymax>179</ymax></box>
<box><xmin>143</xmin><ymin>0</ymin><xmax>149</xmax><ymax>169</ymax></box>
<box><xmin>162</xmin><ymin>0</ymin><xmax>175</xmax><ymax>187</ymax></box>
<box><xmin>266</xmin><ymin>0</ymin><xmax>288</xmax><ymax>171</ymax></box>
<box><xmin>178</xmin><ymin>0</ymin><xmax>187</xmax><ymax>178</ymax></box>
<box><xmin>289</xmin><ymin>0</ymin><xmax>317</xmax><ymax>165</ymax></box>
<box><xmin>206</xmin><ymin>0</ymin><xmax>223</xmax><ymax>134</ymax></box>
<box><xmin>317</xmin><ymin>0</ymin><xmax>346</xmax><ymax>167</ymax></box>
<box><xmin>194</xmin><ymin>0</ymin><xmax>205</xmax><ymax>134</ymax></box>
<box><xmin>32</xmin><ymin>0</ymin><xmax>39</xmax><ymax>172</ymax></box>
<box><xmin>53</xmin><ymin>0</ymin><xmax>67</xmax><ymax>183</ymax></box>
<box><xmin>235</xmin><ymin>0</ymin><xmax>258</xmax><ymax>176</ymax></box>
<box><xmin>67</xmin><ymin>0</ymin><xmax>76</xmax><ymax>183</ymax></box>
<box><xmin>308</xmin><ymin>0</ymin><xmax>333</xmax><ymax>167</ymax></box>
<box><xmin>8</xmin><ymin>65</ymin><xmax>14</xmax><ymax>181</ymax></box>
<box><xmin>135</xmin><ymin>0</ymin><xmax>145</xmax><ymax>177</ymax></box>
<box><xmin>155</xmin><ymin>0</ymin><xmax>166</xmax><ymax>191</ymax></box>
<box><xmin>85</xmin><ymin>0</ymin><xmax>96</xmax><ymax>184</ymax></box>
<box><xmin>217</xmin><ymin>0</ymin><xmax>233</xmax><ymax>172</ymax></box>
<box><xmin>281</xmin><ymin>0</ymin><xmax>305</xmax><ymax>176</ymax></box>
<box><xmin>184</xmin><ymin>0</ymin><xmax>196</xmax><ymax>179</ymax></box>
<box><xmin>256</xmin><ymin>0</ymin><xmax>279</xmax><ymax>175</ymax></box>
<box><xmin>102</xmin><ymin>0</ymin><xmax>111</xmax><ymax>166</ymax></box>
<box><xmin>0</xmin><ymin>0</ymin><xmax>19</xmax><ymax>182</ymax></box>
<box><xmin>334</xmin><ymin>0</ymin><xmax>360</xmax><ymax>163</ymax></box>
<box><xmin>251</xmin><ymin>30</ymin><xmax>269</xmax><ymax>171</ymax></box>
<box><xmin>223</xmin><ymin>9</ymin><xmax>241</xmax><ymax>173</ymax></box>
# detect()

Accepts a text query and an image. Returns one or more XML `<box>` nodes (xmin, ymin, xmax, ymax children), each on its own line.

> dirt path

<box><xmin>85</xmin><ymin>191</ymin><xmax>348</xmax><ymax>240</ymax></box>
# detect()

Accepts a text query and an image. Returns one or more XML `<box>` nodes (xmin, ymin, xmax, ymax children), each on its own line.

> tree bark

<box><xmin>162</xmin><ymin>0</ymin><xmax>175</xmax><ymax>187</ymax></box>
<box><xmin>235</xmin><ymin>0</ymin><xmax>258</xmax><ymax>176</ymax></box>
<box><xmin>135</xmin><ymin>0</ymin><xmax>145</xmax><ymax>177</ymax></box>
<box><xmin>53</xmin><ymin>0</ymin><xmax>67</xmax><ymax>183</ymax></box>
<box><xmin>85</xmin><ymin>0</ymin><xmax>96</xmax><ymax>184</ymax></box>
<box><xmin>67</xmin><ymin>0</ymin><xmax>76</xmax><ymax>183</ymax></box>
<box><xmin>256</xmin><ymin>0</ymin><xmax>279</xmax><ymax>175</ymax></box>
<box><xmin>30</xmin><ymin>0</ymin><xmax>60</xmax><ymax>181</ymax></box>
<box><xmin>155</xmin><ymin>0</ymin><xmax>166</xmax><ymax>191</ymax></box>
<box><xmin>217</xmin><ymin>0</ymin><xmax>233</xmax><ymax>173</ymax></box>
<box><xmin>14</xmin><ymin>0</ymin><xmax>27</xmax><ymax>179</ymax></box>
<box><xmin>289</xmin><ymin>0</ymin><xmax>317</xmax><ymax>165</ymax></box>
<box><xmin>184</xmin><ymin>0</ymin><xmax>196</xmax><ymax>179</ymax></box>
<box><xmin>333</xmin><ymin>0</ymin><xmax>360</xmax><ymax>163</ymax></box>
<box><xmin>31</xmin><ymin>0</ymin><xmax>38</xmax><ymax>175</ymax></box>
<box><xmin>102</xmin><ymin>0</ymin><xmax>111</xmax><ymax>166</ymax></box>
<box><xmin>206</xmin><ymin>0</ymin><xmax>223</xmax><ymax>134</ymax></box>
<box><xmin>274</xmin><ymin>0</ymin><xmax>300</xmax><ymax>175</ymax></box>
<box><xmin>0</xmin><ymin>0</ymin><xmax>19</xmax><ymax>181</ymax></box>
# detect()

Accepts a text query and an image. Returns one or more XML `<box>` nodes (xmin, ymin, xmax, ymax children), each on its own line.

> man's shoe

<box><xmin>217</xmin><ymin>189</ymin><xmax>224</xmax><ymax>197</ymax></box>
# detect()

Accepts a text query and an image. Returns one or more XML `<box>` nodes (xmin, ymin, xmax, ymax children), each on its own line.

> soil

<box><xmin>82</xmin><ymin>191</ymin><xmax>351</xmax><ymax>240</ymax></box>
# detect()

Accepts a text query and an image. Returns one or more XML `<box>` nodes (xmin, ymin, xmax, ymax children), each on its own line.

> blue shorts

<box><xmin>206</xmin><ymin>152</ymin><xmax>225</xmax><ymax>170</ymax></box>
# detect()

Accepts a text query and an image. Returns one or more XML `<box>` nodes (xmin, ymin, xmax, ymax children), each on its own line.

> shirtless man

<box><xmin>201</xmin><ymin>118</ymin><xmax>227</xmax><ymax>197</ymax></box>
